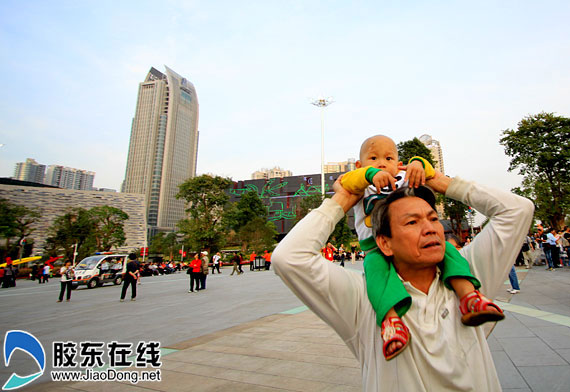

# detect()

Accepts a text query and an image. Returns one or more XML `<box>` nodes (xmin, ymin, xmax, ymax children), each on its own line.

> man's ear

<box><xmin>355</xmin><ymin>160</ymin><xmax>362</xmax><ymax>168</ymax></box>
<box><xmin>375</xmin><ymin>235</ymin><xmax>393</xmax><ymax>257</ymax></box>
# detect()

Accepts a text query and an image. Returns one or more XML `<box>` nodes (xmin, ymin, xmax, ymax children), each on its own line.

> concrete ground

<box><xmin>4</xmin><ymin>263</ymin><xmax>570</xmax><ymax>391</ymax></box>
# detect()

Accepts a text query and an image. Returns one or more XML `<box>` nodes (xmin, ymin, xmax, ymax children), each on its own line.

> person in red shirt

<box><xmin>188</xmin><ymin>255</ymin><xmax>202</xmax><ymax>292</ymax></box>
<box><xmin>263</xmin><ymin>250</ymin><xmax>272</xmax><ymax>270</ymax></box>
<box><xmin>321</xmin><ymin>243</ymin><xmax>336</xmax><ymax>262</ymax></box>
<box><xmin>249</xmin><ymin>251</ymin><xmax>257</xmax><ymax>271</ymax></box>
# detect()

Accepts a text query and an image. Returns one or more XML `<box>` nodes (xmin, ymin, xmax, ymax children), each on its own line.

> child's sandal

<box><xmin>381</xmin><ymin>316</ymin><xmax>410</xmax><ymax>361</ymax></box>
<box><xmin>459</xmin><ymin>290</ymin><xmax>505</xmax><ymax>326</ymax></box>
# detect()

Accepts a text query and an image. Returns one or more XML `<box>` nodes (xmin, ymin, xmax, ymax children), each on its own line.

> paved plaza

<box><xmin>1</xmin><ymin>262</ymin><xmax>569</xmax><ymax>391</ymax></box>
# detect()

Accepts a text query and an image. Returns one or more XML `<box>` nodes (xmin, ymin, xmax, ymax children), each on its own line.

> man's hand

<box><xmin>400</xmin><ymin>160</ymin><xmax>426</xmax><ymax>188</ymax></box>
<box><xmin>425</xmin><ymin>169</ymin><xmax>452</xmax><ymax>195</ymax></box>
<box><xmin>371</xmin><ymin>171</ymin><xmax>396</xmax><ymax>192</ymax></box>
<box><xmin>332</xmin><ymin>175</ymin><xmax>363</xmax><ymax>213</ymax></box>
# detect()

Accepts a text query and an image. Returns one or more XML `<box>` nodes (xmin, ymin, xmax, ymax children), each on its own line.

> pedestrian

<box><xmin>263</xmin><ymin>250</ymin><xmax>271</xmax><ymax>270</ymax></box>
<box><xmin>212</xmin><ymin>252</ymin><xmax>221</xmax><ymax>274</ymax></box>
<box><xmin>120</xmin><ymin>253</ymin><xmax>139</xmax><ymax>302</ymax></box>
<box><xmin>545</xmin><ymin>228</ymin><xmax>561</xmax><ymax>269</ymax></box>
<box><xmin>350</xmin><ymin>244</ymin><xmax>357</xmax><ymax>264</ymax></box>
<box><xmin>31</xmin><ymin>264</ymin><xmax>38</xmax><ymax>281</ymax></box>
<box><xmin>58</xmin><ymin>261</ymin><xmax>75</xmax><ymax>302</ymax></box>
<box><xmin>273</xmin><ymin>165</ymin><xmax>533</xmax><ymax>390</ymax></box>
<box><xmin>507</xmin><ymin>264</ymin><xmax>521</xmax><ymax>294</ymax></box>
<box><xmin>321</xmin><ymin>243</ymin><xmax>335</xmax><ymax>262</ymax></box>
<box><xmin>230</xmin><ymin>253</ymin><xmax>242</xmax><ymax>276</ymax></box>
<box><xmin>521</xmin><ymin>234</ymin><xmax>535</xmax><ymax>269</ymax></box>
<box><xmin>200</xmin><ymin>251</ymin><xmax>209</xmax><ymax>290</ymax></box>
<box><xmin>1</xmin><ymin>265</ymin><xmax>12</xmax><ymax>288</ymax></box>
<box><xmin>43</xmin><ymin>263</ymin><xmax>50</xmax><ymax>283</ymax></box>
<box><xmin>188</xmin><ymin>254</ymin><xmax>201</xmax><ymax>292</ymax></box>
<box><xmin>249</xmin><ymin>251</ymin><xmax>256</xmax><ymax>271</ymax></box>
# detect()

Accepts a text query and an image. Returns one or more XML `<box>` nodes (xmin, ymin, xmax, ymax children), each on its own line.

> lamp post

<box><xmin>310</xmin><ymin>97</ymin><xmax>334</xmax><ymax>196</ymax></box>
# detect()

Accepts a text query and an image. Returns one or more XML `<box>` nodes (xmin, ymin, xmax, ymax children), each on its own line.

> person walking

<box><xmin>200</xmin><ymin>251</ymin><xmax>209</xmax><ymax>290</ymax></box>
<box><xmin>508</xmin><ymin>265</ymin><xmax>521</xmax><ymax>294</ymax></box>
<box><xmin>230</xmin><ymin>253</ymin><xmax>242</xmax><ymax>276</ymax></box>
<box><xmin>58</xmin><ymin>261</ymin><xmax>75</xmax><ymax>302</ymax></box>
<box><xmin>263</xmin><ymin>250</ymin><xmax>272</xmax><ymax>270</ymax></box>
<box><xmin>522</xmin><ymin>234</ymin><xmax>534</xmax><ymax>269</ymax></box>
<box><xmin>120</xmin><ymin>253</ymin><xmax>139</xmax><ymax>302</ymax></box>
<box><xmin>212</xmin><ymin>252</ymin><xmax>221</xmax><ymax>274</ymax></box>
<box><xmin>43</xmin><ymin>263</ymin><xmax>50</xmax><ymax>283</ymax></box>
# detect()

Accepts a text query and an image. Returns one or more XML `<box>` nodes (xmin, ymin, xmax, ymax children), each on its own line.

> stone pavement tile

<box><xmin>490</xmin><ymin>351</ymin><xmax>529</xmax><ymax>390</ymax></box>
<box><xmin>491</xmin><ymin>314</ymin><xmax>535</xmax><ymax>338</ymax></box>
<box><xmin>518</xmin><ymin>365</ymin><xmax>570</xmax><ymax>392</ymax></box>
<box><xmin>497</xmin><ymin>337</ymin><xmax>567</xmax><ymax>366</ymax></box>
<box><xmin>486</xmin><ymin>335</ymin><xmax>504</xmax><ymax>352</ymax></box>
<box><xmin>24</xmin><ymin>384</ymin><xmax>94</xmax><ymax>392</ymax></box>
<box><xmin>511</xmin><ymin>313</ymin><xmax>560</xmax><ymax>328</ymax></box>
<box><xmin>148</xmin><ymin>363</ymin><xmax>355</xmax><ymax>392</ymax></box>
<box><xmin>502</xmin><ymin>389</ymin><xmax>531</xmax><ymax>392</ymax></box>
<box><xmin>226</xmin><ymin>330</ymin><xmax>346</xmax><ymax>347</ymax></box>
<box><xmin>262</xmin><ymin>359</ymin><xmax>360</xmax><ymax>387</ymax></box>
<box><xmin>162</xmin><ymin>349</ymin><xmax>268</xmax><ymax>372</ymax></box>
<box><xmin>527</xmin><ymin>325</ymin><xmax>570</xmax><ymax>350</ymax></box>
<box><xmin>535</xmin><ymin>304</ymin><xmax>570</xmax><ymax>318</ymax></box>
<box><xmin>195</xmin><ymin>343</ymin><xmax>360</xmax><ymax>368</ymax></box>
<box><xmin>297</xmin><ymin>342</ymin><xmax>355</xmax><ymax>358</ymax></box>
<box><xmin>557</xmin><ymin>348</ymin><xmax>570</xmax><ymax>363</ymax></box>
<box><xmin>55</xmin><ymin>381</ymin><xmax>150</xmax><ymax>392</ymax></box>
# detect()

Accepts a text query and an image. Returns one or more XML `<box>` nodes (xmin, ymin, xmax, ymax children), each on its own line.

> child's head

<box><xmin>356</xmin><ymin>135</ymin><xmax>401</xmax><ymax>176</ymax></box>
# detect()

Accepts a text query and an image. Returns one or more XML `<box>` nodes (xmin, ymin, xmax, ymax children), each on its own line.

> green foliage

<box><xmin>89</xmin><ymin>206</ymin><xmax>129</xmax><ymax>251</ymax></box>
<box><xmin>44</xmin><ymin>208</ymin><xmax>96</xmax><ymax>261</ymax></box>
<box><xmin>176</xmin><ymin>175</ymin><xmax>234</xmax><ymax>252</ymax></box>
<box><xmin>397</xmin><ymin>138</ymin><xmax>435</xmax><ymax>165</ymax></box>
<box><xmin>328</xmin><ymin>214</ymin><xmax>353</xmax><ymax>248</ymax></box>
<box><xmin>0</xmin><ymin>198</ymin><xmax>41</xmax><ymax>258</ymax></box>
<box><xmin>238</xmin><ymin>217</ymin><xmax>277</xmax><ymax>253</ymax></box>
<box><xmin>442</xmin><ymin>196</ymin><xmax>470</xmax><ymax>236</ymax></box>
<box><xmin>296</xmin><ymin>194</ymin><xmax>325</xmax><ymax>222</ymax></box>
<box><xmin>149</xmin><ymin>232</ymin><xmax>179</xmax><ymax>258</ymax></box>
<box><xmin>500</xmin><ymin>112</ymin><xmax>570</xmax><ymax>229</ymax></box>
<box><xmin>230</xmin><ymin>190</ymin><xmax>268</xmax><ymax>231</ymax></box>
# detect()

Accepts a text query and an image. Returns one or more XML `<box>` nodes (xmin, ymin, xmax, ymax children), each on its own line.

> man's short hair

<box><xmin>371</xmin><ymin>186</ymin><xmax>437</xmax><ymax>238</ymax></box>
<box><xmin>128</xmin><ymin>253</ymin><xmax>137</xmax><ymax>260</ymax></box>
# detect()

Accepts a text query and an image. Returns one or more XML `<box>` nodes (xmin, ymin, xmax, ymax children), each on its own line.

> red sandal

<box><xmin>381</xmin><ymin>316</ymin><xmax>410</xmax><ymax>361</ymax></box>
<box><xmin>459</xmin><ymin>290</ymin><xmax>505</xmax><ymax>326</ymax></box>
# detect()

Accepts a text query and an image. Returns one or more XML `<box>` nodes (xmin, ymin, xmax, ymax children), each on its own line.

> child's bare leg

<box><xmin>383</xmin><ymin>308</ymin><xmax>404</xmax><ymax>356</ymax></box>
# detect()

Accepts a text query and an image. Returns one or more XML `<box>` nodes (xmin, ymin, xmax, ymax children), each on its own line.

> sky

<box><xmin>1</xmin><ymin>1</ymin><xmax>569</xmax><ymax>200</ymax></box>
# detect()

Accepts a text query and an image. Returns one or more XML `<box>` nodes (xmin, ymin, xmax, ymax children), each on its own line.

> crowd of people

<box><xmin>518</xmin><ymin>225</ymin><xmax>570</xmax><ymax>269</ymax></box>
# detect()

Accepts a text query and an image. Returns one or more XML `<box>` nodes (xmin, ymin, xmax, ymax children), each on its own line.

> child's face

<box><xmin>356</xmin><ymin>136</ymin><xmax>401</xmax><ymax>176</ymax></box>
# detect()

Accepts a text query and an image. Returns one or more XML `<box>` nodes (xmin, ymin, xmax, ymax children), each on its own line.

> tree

<box><xmin>176</xmin><ymin>175</ymin><xmax>233</xmax><ymax>252</ymax></box>
<box><xmin>0</xmin><ymin>198</ymin><xmax>41</xmax><ymax>259</ymax></box>
<box><xmin>89</xmin><ymin>206</ymin><xmax>129</xmax><ymax>251</ymax></box>
<box><xmin>296</xmin><ymin>194</ymin><xmax>324</xmax><ymax>222</ymax></box>
<box><xmin>443</xmin><ymin>197</ymin><xmax>469</xmax><ymax>236</ymax></box>
<box><xmin>397</xmin><ymin>138</ymin><xmax>435</xmax><ymax>165</ymax></box>
<box><xmin>232</xmin><ymin>190</ymin><xmax>268</xmax><ymax>230</ymax></box>
<box><xmin>238</xmin><ymin>218</ymin><xmax>277</xmax><ymax>253</ymax></box>
<box><xmin>149</xmin><ymin>232</ymin><xmax>179</xmax><ymax>259</ymax></box>
<box><xmin>44</xmin><ymin>208</ymin><xmax>96</xmax><ymax>261</ymax></box>
<box><xmin>500</xmin><ymin>112</ymin><xmax>570</xmax><ymax>229</ymax></box>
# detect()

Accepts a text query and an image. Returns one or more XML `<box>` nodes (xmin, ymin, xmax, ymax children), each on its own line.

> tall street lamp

<box><xmin>310</xmin><ymin>97</ymin><xmax>334</xmax><ymax>196</ymax></box>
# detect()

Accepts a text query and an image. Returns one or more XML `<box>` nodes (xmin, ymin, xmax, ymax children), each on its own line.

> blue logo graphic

<box><xmin>2</xmin><ymin>330</ymin><xmax>45</xmax><ymax>390</ymax></box>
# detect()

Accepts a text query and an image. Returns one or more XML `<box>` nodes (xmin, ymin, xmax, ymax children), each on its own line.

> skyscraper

<box><xmin>123</xmin><ymin>66</ymin><xmax>199</xmax><ymax>233</ymax></box>
<box><xmin>419</xmin><ymin>134</ymin><xmax>445</xmax><ymax>174</ymax></box>
<box><xmin>13</xmin><ymin>158</ymin><xmax>46</xmax><ymax>184</ymax></box>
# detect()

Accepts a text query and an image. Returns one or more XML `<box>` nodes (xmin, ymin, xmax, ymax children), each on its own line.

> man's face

<box><xmin>356</xmin><ymin>136</ymin><xmax>401</xmax><ymax>177</ymax></box>
<box><xmin>376</xmin><ymin>196</ymin><xmax>445</xmax><ymax>267</ymax></box>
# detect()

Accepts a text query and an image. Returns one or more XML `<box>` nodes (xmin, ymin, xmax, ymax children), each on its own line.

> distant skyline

<box><xmin>1</xmin><ymin>1</ymin><xmax>569</xmax><ymax>202</ymax></box>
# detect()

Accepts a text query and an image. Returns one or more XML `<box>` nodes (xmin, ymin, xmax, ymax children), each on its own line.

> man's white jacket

<box><xmin>273</xmin><ymin>177</ymin><xmax>534</xmax><ymax>391</ymax></box>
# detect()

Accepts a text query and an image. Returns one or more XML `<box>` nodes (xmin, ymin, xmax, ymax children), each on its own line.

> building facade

<box><xmin>251</xmin><ymin>167</ymin><xmax>293</xmax><ymax>180</ymax></box>
<box><xmin>0</xmin><ymin>182</ymin><xmax>147</xmax><ymax>256</ymax></box>
<box><xmin>13</xmin><ymin>158</ymin><xmax>46</xmax><ymax>184</ymax></box>
<box><xmin>419</xmin><ymin>134</ymin><xmax>445</xmax><ymax>174</ymax></box>
<box><xmin>45</xmin><ymin>165</ymin><xmax>95</xmax><ymax>190</ymax></box>
<box><xmin>324</xmin><ymin>159</ymin><xmax>356</xmax><ymax>174</ymax></box>
<box><xmin>230</xmin><ymin>172</ymin><xmax>354</xmax><ymax>237</ymax></box>
<box><xmin>122</xmin><ymin>66</ymin><xmax>199</xmax><ymax>233</ymax></box>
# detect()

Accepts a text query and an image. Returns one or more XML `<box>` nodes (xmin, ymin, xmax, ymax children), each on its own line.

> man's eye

<box><xmin>406</xmin><ymin>220</ymin><xmax>416</xmax><ymax>225</ymax></box>
<box><xmin>431</xmin><ymin>217</ymin><xmax>439</xmax><ymax>222</ymax></box>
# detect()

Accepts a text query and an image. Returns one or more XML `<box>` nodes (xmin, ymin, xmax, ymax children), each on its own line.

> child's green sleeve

<box><xmin>340</xmin><ymin>166</ymin><xmax>382</xmax><ymax>194</ymax></box>
<box><xmin>408</xmin><ymin>156</ymin><xmax>436</xmax><ymax>179</ymax></box>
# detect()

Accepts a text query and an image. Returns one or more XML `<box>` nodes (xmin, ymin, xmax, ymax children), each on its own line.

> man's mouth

<box><xmin>422</xmin><ymin>241</ymin><xmax>441</xmax><ymax>249</ymax></box>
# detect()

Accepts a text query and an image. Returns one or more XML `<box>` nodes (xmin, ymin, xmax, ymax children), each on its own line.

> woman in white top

<box><xmin>58</xmin><ymin>261</ymin><xmax>74</xmax><ymax>302</ymax></box>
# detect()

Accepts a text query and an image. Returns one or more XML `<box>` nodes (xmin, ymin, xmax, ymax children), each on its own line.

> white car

<box><xmin>72</xmin><ymin>254</ymin><xmax>127</xmax><ymax>289</ymax></box>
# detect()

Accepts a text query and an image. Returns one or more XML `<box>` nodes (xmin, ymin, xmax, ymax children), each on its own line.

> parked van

<box><xmin>72</xmin><ymin>254</ymin><xmax>127</xmax><ymax>289</ymax></box>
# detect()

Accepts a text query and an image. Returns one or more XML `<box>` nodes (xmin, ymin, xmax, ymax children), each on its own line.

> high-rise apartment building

<box><xmin>251</xmin><ymin>167</ymin><xmax>292</xmax><ymax>180</ymax></box>
<box><xmin>419</xmin><ymin>134</ymin><xmax>445</xmax><ymax>174</ymax></box>
<box><xmin>45</xmin><ymin>165</ymin><xmax>95</xmax><ymax>190</ymax></box>
<box><xmin>123</xmin><ymin>66</ymin><xmax>199</xmax><ymax>232</ymax></box>
<box><xmin>324</xmin><ymin>159</ymin><xmax>356</xmax><ymax>174</ymax></box>
<box><xmin>13</xmin><ymin>158</ymin><xmax>46</xmax><ymax>184</ymax></box>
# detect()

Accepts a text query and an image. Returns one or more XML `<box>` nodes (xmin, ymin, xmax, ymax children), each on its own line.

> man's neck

<box><xmin>393</xmin><ymin>262</ymin><xmax>438</xmax><ymax>294</ymax></box>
